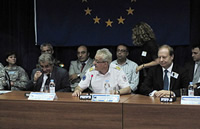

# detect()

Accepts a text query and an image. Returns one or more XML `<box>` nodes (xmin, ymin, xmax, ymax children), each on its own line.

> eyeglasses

<box><xmin>117</xmin><ymin>49</ymin><xmax>127</xmax><ymax>53</ymax></box>
<box><xmin>94</xmin><ymin>59</ymin><xmax>107</xmax><ymax>64</ymax></box>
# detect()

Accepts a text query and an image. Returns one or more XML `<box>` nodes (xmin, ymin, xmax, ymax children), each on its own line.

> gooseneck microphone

<box><xmin>160</xmin><ymin>84</ymin><xmax>176</xmax><ymax>103</ymax></box>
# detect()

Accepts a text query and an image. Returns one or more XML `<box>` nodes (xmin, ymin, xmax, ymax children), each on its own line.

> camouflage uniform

<box><xmin>0</xmin><ymin>63</ymin><xmax>7</xmax><ymax>89</ymax></box>
<box><xmin>5</xmin><ymin>65</ymin><xmax>29</xmax><ymax>91</ymax></box>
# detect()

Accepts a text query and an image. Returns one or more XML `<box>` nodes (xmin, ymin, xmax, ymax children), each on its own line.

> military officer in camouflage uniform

<box><xmin>0</xmin><ymin>63</ymin><xmax>7</xmax><ymax>89</ymax></box>
<box><xmin>4</xmin><ymin>52</ymin><xmax>29</xmax><ymax>90</ymax></box>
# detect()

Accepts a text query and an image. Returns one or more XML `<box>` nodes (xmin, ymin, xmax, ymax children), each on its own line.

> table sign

<box><xmin>28</xmin><ymin>92</ymin><xmax>57</xmax><ymax>101</ymax></box>
<box><xmin>91</xmin><ymin>94</ymin><xmax>120</xmax><ymax>102</ymax></box>
<box><xmin>0</xmin><ymin>91</ymin><xmax>11</xmax><ymax>95</ymax></box>
<box><xmin>181</xmin><ymin>96</ymin><xmax>200</xmax><ymax>104</ymax></box>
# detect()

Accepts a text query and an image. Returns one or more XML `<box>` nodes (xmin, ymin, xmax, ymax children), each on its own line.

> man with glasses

<box><xmin>72</xmin><ymin>48</ymin><xmax>131</xmax><ymax>96</ymax></box>
<box><xmin>69</xmin><ymin>45</ymin><xmax>93</xmax><ymax>91</ymax></box>
<box><xmin>111</xmin><ymin>44</ymin><xmax>139</xmax><ymax>92</ymax></box>
<box><xmin>39</xmin><ymin>43</ymin><xmax>64</xmax><ymax>67</ymax></box>
<box><xmin>26</xmin><ymin>53</ymin><xmax>71</xmax><ymax>92</ymax></box>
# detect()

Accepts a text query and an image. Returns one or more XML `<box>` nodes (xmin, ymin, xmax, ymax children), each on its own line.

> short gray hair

<box><xmin>38</xmin><ymin>53</ymin><xmax>55</xmax><ymax>65</ymax></box>
<box><xmin>96</xmin><ymin>48</ymin><xmax>112</xmax><ymax>64</ymax></box>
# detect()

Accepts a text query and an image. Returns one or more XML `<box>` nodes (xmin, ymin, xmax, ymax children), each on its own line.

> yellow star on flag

<box><xmin>105</xmin><ymin>19</ymin><xmax>113</xmax><ymax>27</ymax></box>
<box><xmin>117</xmin><ymin>16</ymin><xmax>125</xmax><ymax>24</ymax></box>
<box><xmin>84</xmin><ymin>7</ymin><xmax>92</xmax><ymax>15</ymax></box>
<box><xmin>126</xmin><ymin>7</ymin><xmax>134</xmax><ymax>15</ymax></box>
<box><xmin>93</xmin><ymin>16</ymin><xmax>101</xmax><ymax>24</ymax></box>
<box><xmin>82</xmin><ymin>0</ymin><xmax>87</xmax><ymax>2</ymax></box>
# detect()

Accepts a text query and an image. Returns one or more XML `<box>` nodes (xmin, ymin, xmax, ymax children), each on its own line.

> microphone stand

<box><xmin>160</xmin><ymin>84</ymin><xmax>176</xmax><ymax>103</ymax></box>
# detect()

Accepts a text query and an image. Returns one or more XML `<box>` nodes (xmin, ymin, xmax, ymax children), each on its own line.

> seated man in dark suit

<box><xmin>185</xmin><ymin>44</ymin><xmax>200</xmax><ymax>95</ymax></box>
<box><xmin>39</xmin><ymin>43</ymin><xmax>64</xmax><ymax>67</ymax></box>
<box><xmin>140</xmin><ymin>45</ymin><xmax>188</xmax><ymax>97</ymax></box>
<box><xmin>26</xmin><ymin>53</ymin><xmax>71</xmax><ymax>92</ymax></box>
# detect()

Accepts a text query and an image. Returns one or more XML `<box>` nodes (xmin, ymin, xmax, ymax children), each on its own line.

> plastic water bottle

<box><xmin>104</xmin><ymin>80</ymin><xmax>110</xmax><ymax>94</ymax></box>
<box><xmin>188</xmin><ymin>82</ymin><xmax>194</xmax><ymax>96</ymax></box>
<box><xmin>49</xmin><ymin>79</ymin><xmax>55</xmax><ymax>93</ymax></box>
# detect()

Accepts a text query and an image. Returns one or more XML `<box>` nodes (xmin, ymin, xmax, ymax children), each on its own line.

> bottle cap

<box><xmin>105</xmin><ymin>80</ymin><xmax>109</xmax><ymax>83</ymax></box>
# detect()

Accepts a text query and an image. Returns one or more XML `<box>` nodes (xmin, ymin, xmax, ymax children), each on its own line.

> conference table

<box><xmin>0</xmin><ymin>91</ymin><xmax>200</xmax><ymax>129</ymax></box>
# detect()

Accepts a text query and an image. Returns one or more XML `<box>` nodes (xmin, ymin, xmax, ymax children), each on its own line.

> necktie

<box><xmin>81</xmin><ymin>62</ymin><xmax>86</xmax><ymax>72</ymax></box>
<box><xmin>193</xmin><ymin>63</ymin><xmax>200</xmax><ymax>84</ymax></box>
<box><xmin>45</xmin><ymin>74</ymin><xmax>50</xmax><ymax>85</ymax></box>
<box><xmin>163</xmin><ymin>69</ymin><xmax>169</xmax><ymax>90</ymax></box>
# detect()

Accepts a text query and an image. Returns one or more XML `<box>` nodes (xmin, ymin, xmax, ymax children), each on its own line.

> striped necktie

<box><xmin>163</xmin><ymin>69</ymin><xmax>169</xmax><ymax>90</ymax></box>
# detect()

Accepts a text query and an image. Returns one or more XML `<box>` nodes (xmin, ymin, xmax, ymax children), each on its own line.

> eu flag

<box><xmin>35</xmin><ymin>0</ymin><xmax>190</xmax><ymax>46</ymax></box>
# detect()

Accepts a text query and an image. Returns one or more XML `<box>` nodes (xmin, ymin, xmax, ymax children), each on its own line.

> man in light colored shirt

<box><xmin>72</xmin><ymin>48</ymin><xmax>131</xmax><ymax>96</ymax></box>
<box><xmin>69</xmin><ymin>45</ymin><xmax>93</xmax><ymax>91</ymax></box>
<box><xmin>185</xmin><ymin>44</ymin><xmax>200</xmax><ymax>95</ymax></box>
<box><xmin>140</xmin><ymin>45</ymin><xmax>188</xmax><ymax>97</ymax></box>
<box><xmin>191</xmin><ymin>44</ymin><xmax>200</xmax><ymax>85</ymax></box>
<box><xmin>111</xmin><ymin>44</ymin><xmax>139</xmax><ymax>92</ymax></box>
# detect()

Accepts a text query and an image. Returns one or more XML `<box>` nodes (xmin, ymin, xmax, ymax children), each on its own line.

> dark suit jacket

<box><xmin>140</xmin><ymin>64</ymin><xmax>189</xmax><ymax>97</ymax></box>
<box><xmin>26</xmin><ymin>66</ymin><xmax>71</xmax><ymax>92</ymax></box>
<box><xmin>185</xmin><ymin>61</ymin><xmax>200</xmax><ymax>95</ymax></box>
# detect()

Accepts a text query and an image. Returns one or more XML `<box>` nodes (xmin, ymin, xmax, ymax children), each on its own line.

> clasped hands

<box><xmin>154</xmin><ymin>90</ymin><xmax>175</xmax><ymax>97</ymax></box>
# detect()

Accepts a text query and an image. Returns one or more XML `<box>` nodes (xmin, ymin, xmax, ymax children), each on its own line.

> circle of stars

<box><xmin>82</xmin><ymin>0</ymin><xmax>136</xmax><ymax>27</ymax></box>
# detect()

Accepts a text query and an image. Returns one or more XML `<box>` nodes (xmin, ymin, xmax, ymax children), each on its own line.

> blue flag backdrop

<box><xmin>35</xmin><ymin>0</ymin><xmax>190</xmax><ymax>46</ymax></box>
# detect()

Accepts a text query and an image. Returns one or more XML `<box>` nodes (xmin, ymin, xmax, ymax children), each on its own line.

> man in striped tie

<box><xmin>140</xmin><ymin>45</ymin><xmax>188</xmax><ymax>97</ymax></box>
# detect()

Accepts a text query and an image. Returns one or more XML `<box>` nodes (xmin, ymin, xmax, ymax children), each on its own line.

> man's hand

<box><xmin>34</xmin><ymin>71</ymin><xmax>42</xmax><ymax>82</ymax></box>
<box><xmin>72</xmin><ymin>90</ymin><xmax>82</xmax><ymax>97</ymax></box>
<box><xmin>69</xmin><ymin>74</ymin><xmax>79</xmax><ymax>81</ymax></box>
<box><xmin>154</xmin><ymin>90</ymin><xmax>174</xmax><ymax>97</ymax></box>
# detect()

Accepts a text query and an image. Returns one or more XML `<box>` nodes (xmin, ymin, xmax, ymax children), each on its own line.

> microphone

<box><xmin>79</xmin><ymin>74</ymin><xmax>93</xmax><ymax>100</ymax></box>
<box><xmin>160</xmin><ymin>83</ymin><xmax>176</xmax><ymax>103</ymax></box>
<box><xmin>88</xmin><ymin>74</ymin><xmax>93</xmax><ymax>95</ymax></box>
<box><xmin>5</xmin><ymin>71</ymin><xmax>11</xmax><ymax>90</ymax></box>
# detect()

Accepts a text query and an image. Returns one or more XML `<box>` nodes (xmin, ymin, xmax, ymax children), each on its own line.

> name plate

<box><xmin>91</xmin><ymin>94</ymin><xmax>120</xmax><ymax>102</ymax></box>
<box><xmin>28</xmin><ymin>92</ymin><xmax>57</xmax><ymax>101</ymax></box>
<box><xmin>181</xmin><ymin>96</ymin><xmax>200</xmax><ymax>105</ymax></box>
<box><xmin>0</xmin><ymin>90</ymin><xmax>11</xmax><ymax>95</ymax></box>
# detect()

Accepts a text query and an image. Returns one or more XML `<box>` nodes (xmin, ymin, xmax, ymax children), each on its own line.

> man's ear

<box><xmin>126</xmin><ymin>51</ymin><xmax>129</xmax><ymax>56</ymax></box>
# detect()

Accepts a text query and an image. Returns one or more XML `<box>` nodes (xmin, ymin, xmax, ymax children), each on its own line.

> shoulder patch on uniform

<box><xmin>115</xmin><ymin>66</ymin><xmax>121</xmax><ymax>70</ymax></box>
<box><xmin>89</xmin><ymin>67</ymin><xmax>94</xmax><ymax>72</ymax></box>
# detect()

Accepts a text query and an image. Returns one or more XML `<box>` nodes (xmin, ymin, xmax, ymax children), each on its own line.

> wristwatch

<box><xmin>117</xmin><ymin>90</ymin><xmax>120</xmax><ymax>95</ymax></box>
